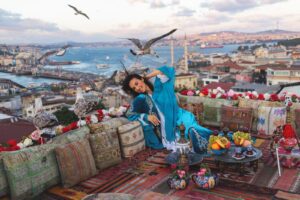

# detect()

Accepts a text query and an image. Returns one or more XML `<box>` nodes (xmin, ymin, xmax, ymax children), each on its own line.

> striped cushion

<box><xmin>55</xmin><ymin>139</ymin><xmax>97</xmax><ymax>188</ymax></box>
<box><xmin>89</xmin><ymin>131</ymin><xmax>122</xmax><ymax>170</ymax></box>
<box><xmin>2</xmin><ymin>144</ymin><xmax>60</xmax><ymax>200</ymax></box>
<box><xmin>118</xmin><ymin>121</ymin><xmax>145</xmax><ymax>158</ymax></box>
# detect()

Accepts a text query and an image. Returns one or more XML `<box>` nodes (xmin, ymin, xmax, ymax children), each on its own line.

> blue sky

<box><xmin>0</xmin><ymin>0</ymin><xmax>299</xmax><ymax>44</ymax></box>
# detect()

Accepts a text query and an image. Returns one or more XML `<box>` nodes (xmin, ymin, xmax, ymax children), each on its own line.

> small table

<box><xmin>211</xmin><ymin>146</ymin><xmax>262</xmax><ymax>176</ymax></box>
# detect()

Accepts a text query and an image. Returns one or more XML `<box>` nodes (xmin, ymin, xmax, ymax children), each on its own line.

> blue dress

<box><xmin>126</xmin><ymin>66</ymin><xmax>212</xmax><ymax>150</ymax></box>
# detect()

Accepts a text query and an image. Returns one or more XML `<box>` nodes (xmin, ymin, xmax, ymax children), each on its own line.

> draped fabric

<box><xmin>126</xmin><ymin>66</ymin><xmax>212</xmax><ymax>150</ymax></box>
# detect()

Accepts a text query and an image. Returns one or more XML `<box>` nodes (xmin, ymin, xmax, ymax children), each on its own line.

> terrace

<box><xmin>0</xmin><ymin>91</ymin><xmax>300</xmax><ymax>200</ymax></box>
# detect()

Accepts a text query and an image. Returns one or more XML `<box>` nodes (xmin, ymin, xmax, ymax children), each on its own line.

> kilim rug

<box><xmin>42</xmin><ymin>139</ymin><xmax>300</xmax><ymax>200</ymax></box>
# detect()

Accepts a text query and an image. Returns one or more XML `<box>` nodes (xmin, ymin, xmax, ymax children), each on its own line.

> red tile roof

<box><xmin>202</xmin><ymin>82</ymin><xmax>235</xmax><ymax>92</ymax></box>
<box><xmin>0</xmin><ymin>119</ymin><xmax>35</xmax><ymax>143</ymax></box>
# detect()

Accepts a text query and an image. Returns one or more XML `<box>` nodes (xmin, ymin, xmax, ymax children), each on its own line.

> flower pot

<box><xmin>167</xmin><ymin>177</ymin><xmax>189</xmax><ymax>190</ymax></box>
<box><xmin>192</xmin><ymin>174</ymin><xmax>219</xmax><ymax>190</ymax></box>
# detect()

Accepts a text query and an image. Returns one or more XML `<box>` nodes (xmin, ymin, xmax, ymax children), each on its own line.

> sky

<box><xmin>0</xmin><ymin>0</ymin><xmax>299</xmax><ymax>44</ymax></box>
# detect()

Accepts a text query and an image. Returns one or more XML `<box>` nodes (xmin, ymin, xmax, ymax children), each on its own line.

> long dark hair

<box><xmin>122</xmin><ymin>74</ymin><xmax>154</xmax><ymax>97</ymax></box>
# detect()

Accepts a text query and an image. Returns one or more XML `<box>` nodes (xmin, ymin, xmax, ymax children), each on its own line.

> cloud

<box><xmin>127</xmin><ymin>0</ymin><xmax>180</xmax><ymax>8</ymax></box>
<box><xmin>174</xmin><ymin>7</ymin><xmax>196</xmax><ymax>17</ymax></box>
<box><xmin>0</xmin><ymin>9</ymin><xmax>114</xmax><ymax>44</ymax></box>
<box><xmin>201</xmin><ymin>0</ymin><xmax>287</xmax><ymax>13</ymax></box>
<box><xmin>106</xmin><ymin>22</ymin><xmax>176</xmax><ymax>40</ymax></box>
<box><xmin>0</xmin><ymin>8</ymin><xmax>59</xmax><ymax>32</ymax></box>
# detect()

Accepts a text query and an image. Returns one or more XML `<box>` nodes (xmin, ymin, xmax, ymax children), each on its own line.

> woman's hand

<box><xmin>148</xmin><ymin>114</ymin><xmax>160</xmax><ymax>126</ymax></box>
<box><xmin>145</xmin><ymin>70</ymin><xmax>163</xmax><ymax>80</ymax></box>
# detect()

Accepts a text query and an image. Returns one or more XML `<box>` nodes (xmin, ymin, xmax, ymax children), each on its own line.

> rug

<box><xmin>43</xmin><ymin>139</ymin><xmax>300</xmax><ymax>199</ymax></box>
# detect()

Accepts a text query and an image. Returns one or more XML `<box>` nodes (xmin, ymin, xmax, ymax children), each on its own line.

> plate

<box><xmin>243</xmin><ymin>150</ymin><xmax>257</xmax><ymax>158</ymax></box>
<box><xmin>232</xmin><ymin>154</ymin><xmax>245</xmax><ymax>160</ymax></box>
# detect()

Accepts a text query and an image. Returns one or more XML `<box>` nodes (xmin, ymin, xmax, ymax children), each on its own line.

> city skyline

<box><xmin>0</xmin><ymin>0</ymin><xmax>300</xmax><ymax>44</ymax></box>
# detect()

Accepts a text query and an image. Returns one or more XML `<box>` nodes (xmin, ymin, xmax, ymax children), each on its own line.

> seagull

<box><xmin>33</xmin><ymin>98</ymin><xmax>59</xmax><ymax>130</ymax></box>
<box><xmin>68</xmin><ymin>4</ymin><xmax>90</xmax><ymax>19</ymax></box>
<box><xmin>56</xmin><ymin>45</ymin><xmax>71</xmax><ymax>56</ymax></box>
<box><xmin>125</xmin><ymin>28</ymin><xmax>177</xmax><ymax>57</ymax></box>
<box><xmin>73</xmin><ymin>88</ymin><xmax>98</xmax><ymax>126</ymax></box>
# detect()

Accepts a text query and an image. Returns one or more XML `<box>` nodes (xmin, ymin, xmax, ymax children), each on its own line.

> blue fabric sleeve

<box><xmin>126</xmin><ymin>94</ymin><xmax>149</xmax><ymax>125</ymax></box>
<box><xmin>157</xmin><ymin>66</ymin><xmax>175</xmax><ymax>81</ymax></box>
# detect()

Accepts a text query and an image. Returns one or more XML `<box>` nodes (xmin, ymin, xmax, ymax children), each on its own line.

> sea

<box><xmin>0</xmin><ymin>43</ymin><xmax>267</xmax><ymax>87</ymax></box>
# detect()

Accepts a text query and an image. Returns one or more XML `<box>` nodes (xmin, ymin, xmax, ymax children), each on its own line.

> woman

<box><xmin>122</xmin><ymin>66</ymin><xmax>212</xmax><ymax>151</ymax></box>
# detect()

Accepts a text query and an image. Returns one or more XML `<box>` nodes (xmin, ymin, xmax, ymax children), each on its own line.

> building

<box><xmin>266</xmin><ymin>66</ymin><xmax>300</xmax><ymax>85</ymax></box>
<box><xmin>254</xmin><ymin>47</ymin><xmax>269</xmax><ymax>58</ymax></box>
<box><xmin>210</xmin><ymin>55</ymin><xmax>230</xmax><ymax>65</ymax></box>
<box><xmin>231</xmin><ymin>83</ymin><xmax>274</xmax><ymax>93</ymax></box>
<box><xmin>175</xmin><ymin>73</ymin><xmax>198</xmax><ymax>89</ymax></box>
<box><xmin>200</xmin><ymin>61</ymin><xmax>246</xmax><ymax>74</ymax></box>
<box><xmin>202</xmin><ymin>82</ymin><xmax>235</xmax><ymax>92</ymax></box>
<box><xmin>0</xmin><ymin>113</ymin><xmax>35</xmax><ymax>143</ymax></box>
<box><xmin>201</xmin><ymin>73</ymin><xmax>230</xmax><ymax>86</ymax></box>
<box><xmin>268</xmin><ymin>46</ymin><xmax>287</xmax><ymax>58</ymax></box>
<box><xmin>24</xmin><ymin>95</ymin><xmax>75</xmax><ymax>118</ymax></box>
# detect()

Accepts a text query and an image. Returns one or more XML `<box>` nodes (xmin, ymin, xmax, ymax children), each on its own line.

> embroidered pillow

<box><xmin>89</xmin><ymin>131</ymin><xmax>122</xmax><ymax>170</ymax></box>
<box><xmin>55</xmin><ymin>139</ymin><xmax>97</xmax><ymax>188</ymax></box>
<box><xmin>221</xmin><ymin>105</ymin><xmax>253</xmax><ymax>131</ymax></box>
<box><xmin>51</xmin><ymin>126</ymin><xmax>90</xmax><ymax>144</ymax></box>
<box><xmin>118</xmin><ymin>121</ymin><xmax>145</xmax><ymax>158</ymax></box>
<box><xmin>257</xmin><ymin>106</ymin><xmax>286</xmax><ymax>135</ymax></box>
<box><xmin>2</xmin><ymin>144</ymin><xmax>60</xmax><ymax>200</ymax></box>
<box><xmin>88</xmin><ymin>117</ymin><xmax>129</xmax><ymax>134</ymax></box>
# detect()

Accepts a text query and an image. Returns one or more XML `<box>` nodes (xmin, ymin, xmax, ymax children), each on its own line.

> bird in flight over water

<box><xmin>68</xmin><ymin>4</ymin><xmax>90</xmax><ymax>19</ymax></box>
<box><xmin>125</xmin><ymin>28</ymin><xmax>177</xmax><ymax>57</ymax></box>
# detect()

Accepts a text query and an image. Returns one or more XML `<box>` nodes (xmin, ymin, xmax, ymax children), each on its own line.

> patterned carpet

<box><xmin>40</xmin><ymin>139</ymin><xmax>300</xmax><ymax>200</ymax></box>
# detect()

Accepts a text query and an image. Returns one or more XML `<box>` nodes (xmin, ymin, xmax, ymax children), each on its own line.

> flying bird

<box><xmin>68</xmin><ymin>4</ymin><xmax>90</xmax><ymax>19</ymax></box>
<box><xmin>125</xmin><ymin>28</ymin><xmax>177</xmax><ymax>57</ymax></box>
<box><xmin>56</xmin><ymin>45</ymin><xmax>71</xmax><ymax>56</ymax></box>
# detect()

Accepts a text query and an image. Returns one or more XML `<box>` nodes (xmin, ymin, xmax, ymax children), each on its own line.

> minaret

<box><xmin>170</xmin><ymin>37</ymin><xmax>174</xmax><ymax>67</ymax></box>
<box><xmin>184</xmin><ymin>34</ymin><xmax>188</xmax><ymax>73</ymax></box>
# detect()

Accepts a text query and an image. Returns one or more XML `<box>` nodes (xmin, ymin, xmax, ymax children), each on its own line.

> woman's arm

<box><xmin>125</xmin><ymin>95</ymin><xmax>160</xmax><ymax>126</ymax></box>
<box><xmin>145</xmin><ymin>69</ymin><xmax>163</xmax><ymax>80</ymax></box>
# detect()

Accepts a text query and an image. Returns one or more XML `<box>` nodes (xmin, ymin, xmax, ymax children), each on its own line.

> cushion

<box><xmin>202</xmin><ymin>98</ymin><xmax>233</xmax><ymax>127</ymax></box>
<box><xmin>55</xmin><ymin>139</ymin><xmax>97</xmax><ymax>188</ymax></box>
<box><xmin>0</xmin><ymin>156</ymin><xmax>8</xmax><ymax>198</ymax></box>
<box><xmin>177</xmin><ymin>94</ymin><xmax>236</xmax><ymax>127</ymax></box>
<box><xmin>118</xmin><ymin>121</ymin><xmax>145</xmax><ymax>158</ymax></box>
<box><xmin>89</xmin><ymin>131</ymin><xmax>122</xmax><ymax>170</ymax></box>
<box><xmin>82</xmin><ymin>193</ymin><xmax>135</xmax><ymax>200</ymax></box>
<box><xmin>257</xmin><ymin>106</ymin><xmax>286</xmax><ymax>135</ymax></box>
<box><xmin>51</xmin><ymin>126</ymin><xmax>90</xmax><ymax>145</ymax></box>
<box><xmin>2</xmin><ymin>144</ymin><xmax>60</xmax><ymax>200</ymax></box>
<box><xmin>88</xmin><ymin>117</ymin><xmax>129</xmax><ymax>134</ymax></box>
<box><xmin>238</xmin><ymin>98</ymin><xmax>284</xmax><ymax>132</ymax></box>
<box><xmin>180</xmin><ymin>102</ymin><xmax>204</xmax><ymax>124</ymax></box>
<box><xmin>221</xmin><ymin>105</ymin><xmax>253</xmax><ymax>131</ymax></box>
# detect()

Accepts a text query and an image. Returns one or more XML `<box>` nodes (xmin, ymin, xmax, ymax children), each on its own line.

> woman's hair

<box><xmin>122</xmin><ymin>74</ymin><xmax>154</xmax><ymax>97</ymax></box>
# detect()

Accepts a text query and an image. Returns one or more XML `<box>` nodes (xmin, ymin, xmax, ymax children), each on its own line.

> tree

<box><xmin>54</xmin><ymin>107</ymin><xmax>78</xmax><ymax>125</ymax></box>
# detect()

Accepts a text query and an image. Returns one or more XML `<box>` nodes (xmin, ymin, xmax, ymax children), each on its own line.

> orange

<box><xmin>211</xmin><ymin>143</ymin><xmax>221</xmax><ymax>150</ymax></box>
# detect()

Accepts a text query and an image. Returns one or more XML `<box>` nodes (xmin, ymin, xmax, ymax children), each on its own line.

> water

<box><xmin>1</xmin><ymin>43</ymin><xmax>268</xmax><ymax>86</ymax></box>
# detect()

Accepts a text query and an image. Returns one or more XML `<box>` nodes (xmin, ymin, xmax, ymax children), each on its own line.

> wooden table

<box><xmin>211</xmin><ymin>146</ymin><xmax>262</xmax><ymax>176</ymax></box>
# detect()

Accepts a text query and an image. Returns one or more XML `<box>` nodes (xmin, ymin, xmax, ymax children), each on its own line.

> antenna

<box><xmin>276</xmin><ymin>21</ymin><xmax>279</xmax><ymax>30</ymax></box>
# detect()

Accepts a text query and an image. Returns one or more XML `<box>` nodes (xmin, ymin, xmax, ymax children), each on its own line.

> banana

<box><xmin>240</xmin><ymin>138</ymin><xmax>245</xmax><ymax>145</ymax></box>
<box><xmin>216</xmin><ymin>139</ymin><xmax>225</xmax><ymax>148</ymax></box>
